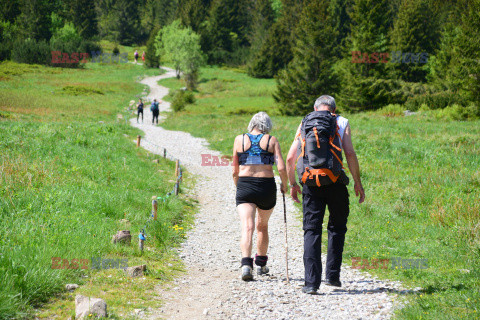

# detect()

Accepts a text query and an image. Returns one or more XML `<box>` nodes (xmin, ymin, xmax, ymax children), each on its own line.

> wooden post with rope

<box><xmin>136</xmin><ymin>135</ymin><xmax>141</xmax><ymax>147</ymax></box>
<box><xmin>174</xmin><ymin>160</ymin><xmax>180</xmax><ymax>195</ymax></box>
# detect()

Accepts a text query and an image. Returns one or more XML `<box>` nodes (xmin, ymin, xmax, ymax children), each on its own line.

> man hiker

<box><xmin>286</xmin><ymin>95</ymin><xmax>365</xmax><ymax>295</ymax></box>
<box><xmin>150</xmin><ymin>99</ymin><xmax>160</xmax><ymax>125</ymax></box>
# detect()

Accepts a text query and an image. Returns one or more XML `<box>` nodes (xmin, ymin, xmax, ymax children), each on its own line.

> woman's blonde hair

<box><xmin>247</xmin><ymin>112</ymin><xmax>272</xmax><ymax>134</ymax></box>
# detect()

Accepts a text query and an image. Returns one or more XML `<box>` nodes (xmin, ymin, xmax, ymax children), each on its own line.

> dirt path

<box><xmin>130</xmin><ymin>68</ymin><xmax>407</xmax><ymax>319</ymax></box>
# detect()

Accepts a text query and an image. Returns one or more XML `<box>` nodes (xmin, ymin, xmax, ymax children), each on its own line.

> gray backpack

<box><xmin>296</xmin><ymin>111</ymin><xmax>346</xmax><ymax>187</ymax></box>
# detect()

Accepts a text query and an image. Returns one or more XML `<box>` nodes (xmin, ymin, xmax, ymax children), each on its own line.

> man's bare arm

<box><xmin>342</xmin><ymin>124</ymin><xmax>365</xmax><ymax>203</ymax></box>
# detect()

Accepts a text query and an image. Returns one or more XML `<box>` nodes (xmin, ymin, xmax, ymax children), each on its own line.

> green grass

<box><xmin>0</xmin><ymin>61</ymin><xmax>192</xmax><ymax>319</ymax></box>
<box><xmin>160</xmin><ymin>66</ymin><xmax>480</xmax><ymax>319</ymax></box>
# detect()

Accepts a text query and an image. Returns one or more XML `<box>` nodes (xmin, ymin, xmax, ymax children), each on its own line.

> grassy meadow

<box><xmin>160</xmin><ymin>66</ymin><xmax>480</xmax><ymax>319</ymax></box>
<box><xmin>0</xmin><ymin>61</ymin><xmax>193</xmax><ymax>319</ymax></box>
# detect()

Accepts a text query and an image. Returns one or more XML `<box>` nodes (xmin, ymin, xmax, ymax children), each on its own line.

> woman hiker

<box><xmin>137</xmin><ymin>98</ymin><xmax>144</xmax><ymax>123</ymax></box>
<box><xmin>232</xmin><ymin>112</ymin><xmax>289</xmax><ymax>281</ymax></box>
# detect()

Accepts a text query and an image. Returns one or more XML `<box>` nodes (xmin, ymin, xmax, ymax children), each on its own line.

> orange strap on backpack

<box><xmin>301</xmin><ymin>167</ymin><xmax>339</xmax><ymax>186</ymax></box>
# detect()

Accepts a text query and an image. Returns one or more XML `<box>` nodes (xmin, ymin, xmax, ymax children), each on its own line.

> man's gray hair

<box><xmin>248</xmin><ymin>111</ymin><xmax>273</xmax><ymax>134</ymax></box>
<box><xmin>314</xmin><ymin>95</ymin><xmax>336</xmax><ymax>112</ymax></box>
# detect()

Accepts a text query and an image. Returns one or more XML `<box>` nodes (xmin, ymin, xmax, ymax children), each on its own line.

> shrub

<box><xmin>171</xmin><ymin>90</ymin><xmax>195</xmax><ymax>112</ymax></box>
<box><xmin>12</xmin><ymin>38</ymin><xmax>51</xmax><ymax>65</ymax></box>
<box><xmin>183</xmin><ymin>91</ymin><xmax>195</xmax><ymax>104</ymax></box>
<box><xmin>49</xmin><ymin>23</ymin><xmax>85</xmax><ymax>68</ymax></box>
<box><xmin>377</xmin><ymin>104</ymin><xmax>405</xmax><ymax>117</ymax></box>
<box><xmin>405</xmin><ymin>91</ymin><xmax>470</xmax><ymax>111</ymax></box>
<box><xmin>112</xmin><ymin>46</ymin><xmax>120</xmax><ymax>55</ymax></box>
<box><xmin>419</xmin><ymin>103</ymin><xmax>479</xmax><ymax>121</ymax></box>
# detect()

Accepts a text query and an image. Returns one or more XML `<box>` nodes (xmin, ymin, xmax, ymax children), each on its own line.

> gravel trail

<box><xmin>130</xmin><ymin>68</ymin><xmax>407</xmax><ymax>319</ymax></box>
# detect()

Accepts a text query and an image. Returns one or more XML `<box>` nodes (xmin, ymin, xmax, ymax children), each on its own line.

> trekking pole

<box><xmin>282</xmin><ymin>190</ymin><xmax>290</xmax><ymax>283</ymax></box>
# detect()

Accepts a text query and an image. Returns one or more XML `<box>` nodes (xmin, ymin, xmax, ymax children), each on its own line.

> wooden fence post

<box><xmin>136</xmin><ymin>135</ymin><xmax>141</xmax><ymax>147</ymax></box>
<box><xmin>174</xmin><ymin>182</ymin><xmax>179</xmax><ymax>195</ymax></box>
<box><xmin>152</xmin><ymin>196</ymin><xmax>158</xmax><ymax>220</ymax></box>
<box><xmin>163</xmin><ymin>148</ymin><xmax>166</xmax><ymax>158</ymax></box>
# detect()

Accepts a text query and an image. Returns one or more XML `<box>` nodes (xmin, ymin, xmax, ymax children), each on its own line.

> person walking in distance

<box><xmin>142</xmin><ymin>51</ymin><xmax>145</xmax><ymax>63</ymax></box>
<box><xmin>232</xmin><ymin>112</ymin><xmax>289</xmax><ymax>281</ymax></box>
<box><xmin>150</xmin><ymin>99</ymin><xmax>160</xmax><ymax>125</ymax></box>
<box><xmin>137</xmin><ymin>98</ymin><xmax>144</xmax><ymax>123</ymax></box>
<box><xmin>134</xmin><ymin>50</ymin><xmax>139</xmax><ymax>63</ymax></box>
<box><xmin>286</xmin><ymin>95</ymin><xmax>365</xmax><ymax>295</ymax></box>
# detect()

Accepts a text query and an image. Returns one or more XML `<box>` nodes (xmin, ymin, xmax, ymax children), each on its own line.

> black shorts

<box><xmin>236</xmin><ymin>177</ymin><xmax>277</xmax><ymax>210</ymax></box>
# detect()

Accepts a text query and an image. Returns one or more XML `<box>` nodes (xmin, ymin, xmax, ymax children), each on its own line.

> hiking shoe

<box><xmin>241</xmin><ymin>265</ymin><xmax>253</xmax><ymax>281</ymax></box>
<box><xmin>325</xmin><ymin>279</ymin><xmax>342</xmax><ymax>287</ymax></box>
<box><xmin>302</xmin><ymin>286</ymin><xmax>318</xmax><ymax>295</ymax></box>
<box><xmin>256</xmin><ymin>265</ymin><xmax>269</xmax><ymax>275</ymax></box>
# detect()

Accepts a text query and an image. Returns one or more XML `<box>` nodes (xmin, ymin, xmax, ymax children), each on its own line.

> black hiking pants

<box><xmin>302</xmin><ymin>182</ymin><xmax>349</xmax><ymax>290</ymax></box>
<box><xmin>152</xmin><ymin>110</ymin><xmax>159</xmax><ymax>124</ymax></box>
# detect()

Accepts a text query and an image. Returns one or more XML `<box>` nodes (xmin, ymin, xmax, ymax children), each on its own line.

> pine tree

<box><xmin>177</xmin><ymin>0</ymin><xmax>212</xmax><ymax>31</ymax></box>
<box><xmin>390</xmin><ymin>0</ymin><xmax>440</xmax><ymax>82</ymax></box>
<box><xmin>145</xmin><ymin>27</ymin><xmax>161</xmax><ymax>68</ymax></box>
<box><xmin>207</xmin><ymin>0</ymin><xmax>252</xmax><ymax>63</ymax></box>
<box><xmin>176</xmin><ymin>0</ymin><xmax>212</xmax><ymax>56</ymax></box>
<box><xmin>248</xmin><ymin>21</ymin><xmax>292</xmax><ymax>78</ymax></box>
<box><xmin>140</xmin><ymin>0</ymin><xmax>178</xmax><ymax>39</ymax></box>
<box><xmin>0</xmin><ymin>0</ymin><xmax>21</xmax><ymax>23</ymax></box>
<box><xmin>63</xmin><ymin>0</ymin><xmax>98</xmax><ymax>39</ymax></box>
<box><xmin>248</xmin><ymin>0</ymin><xmax>304</xmax><ymax>78</ymax></box>
<box><xmin>247</xmin><ymin>0</ymin><xmax>275</xmax><ymax>77</ymax></box>
<box><xmin>336</xmin><ymin>0</ymin><xmax>394</xmax><ymax>110</ymax></box>
<box><xmin>455</xmin><ymin>0</ymin><xmax>480</xmax><ymax>103</ymax></box>
<box><xmin>328</xmin><ymin>0</ymin><xmax>352</xmax><ymax>58</ymax></box>
<box><xmin>15</xmin><ymin>0</ymin><xmax>53</xmax><ymax>41</ymax></box>
<box><xmin>274</xmin><ymin>0</ymin><xmax>338</xmax><ymax>115</ymax></box>
<box><xmin>96</xmin><ymin>0</ymin><xmax>141</xmax><ymax>45</ymax></box>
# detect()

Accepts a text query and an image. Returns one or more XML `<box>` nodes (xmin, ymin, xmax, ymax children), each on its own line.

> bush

<box><xmin>171</xmin><ymin>90</ymin><xmax>195</xmax><ymax>112</ymax></box>
<box><xmin>112</xmin><ymin>46</ymin><xmax>120</xmax><ymax>55</ymax></box>
<box><xmin>49</xmin><ymin>23</ymin><xmax>85</xmax><ymax>68</ymax></box>
<box><xmin>405</xmin><ymin>91</ymin><xmax>470</xmax><ymax>111</ymax></box>
<box><xmin>12</xmin><ymin>38</ymin><xmax>51</xmax><ymax>65</ymax></box>
<box><xmin>377</xmin><ymin>104</ymin><xmax>405</xmax><ymax>117</ymax></box>
<box><xmin>78</xmin><ymin>40</ymin><xmax>102</xmax><ymax>57</ymax></box>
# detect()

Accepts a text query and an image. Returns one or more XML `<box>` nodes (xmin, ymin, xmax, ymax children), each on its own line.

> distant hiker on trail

<box><xmin>134</xmin><ymin>50</ymin><xmax>139</xmax><ymax>63</ymax></box>
<box><xmin>150</xmin><ymin>99</ymin><xmax>160</xmax><ymax>124</ymax></box>
<box><xmin>137</xmin><ymin>98</ymin><xmax>144</xmax><ymax>123</ymax></box>
<box><xmin>142</xmin><ymin>51</ymin><xmax>145</xmax><ymax>62</ymax></box>
<box><xmin>232</xmin><ymin>112</ymin><xmax>289</xmax><ymax>281</ymax></box>
<box><xmin>286</xmin><ymin>95</ymin><xmax>365</xmax><ymax>295</ymax></box>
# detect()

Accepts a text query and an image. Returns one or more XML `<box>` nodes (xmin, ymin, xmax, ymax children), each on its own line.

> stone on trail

<box><xmin>112</xmin><ymin>230</ymin><xmax>131</xmax><ymax>244</ymax></box>
<box><xmin>75</xmin><ymin>295</ymin><xmax>107</xmax><ymax>319</ymax></box>
<box><xmin>125</xmin><ymin>265</ymin><xmax>147</xmax><ymax>277</ymax></box>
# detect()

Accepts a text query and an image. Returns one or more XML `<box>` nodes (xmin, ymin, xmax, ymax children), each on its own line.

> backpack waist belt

<box><xmin>301</xmin><ymin>167</ymin><xmax>339</xmax><ymax>187</ymax></box>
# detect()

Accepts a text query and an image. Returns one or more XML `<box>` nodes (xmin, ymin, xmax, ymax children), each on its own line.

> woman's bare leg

<box><xmin>256</xmin><ymin>208</ymin><xmax>273</xmax><ymax>256</ymax></box>
<box><xmin>237</xmin><ymin>203</ymin><xmax>257</xmax><ymax>257</ymax></box>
